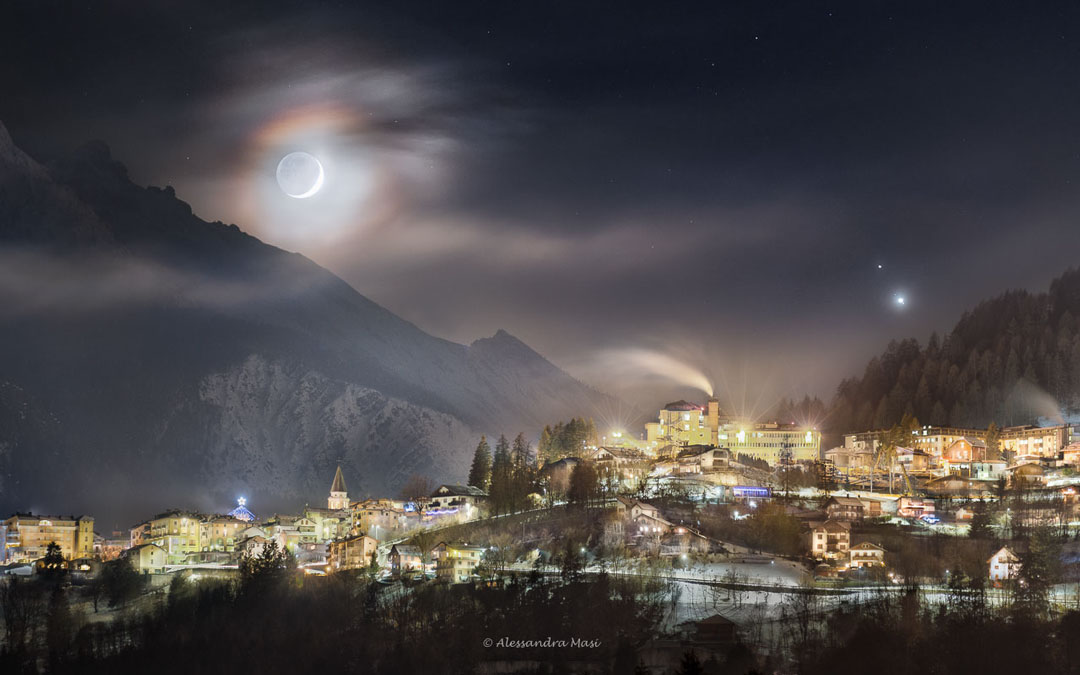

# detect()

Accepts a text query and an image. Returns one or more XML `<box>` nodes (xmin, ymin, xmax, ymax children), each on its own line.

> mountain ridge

<box><xmin>829</xmin><ymin>268</ymin><xmax>1080</xmax><ymax>433</ymax></box>
<box><xmin>0</xmin><ymin>121</ymin><xmax>611</xmax><ymax>523</ymax></box>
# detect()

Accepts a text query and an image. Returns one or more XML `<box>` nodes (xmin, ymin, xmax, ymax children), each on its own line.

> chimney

<box><xmin>707</xmin><ymin>398</ymin><xmax>720</xmax><ymax>446</ymax></box>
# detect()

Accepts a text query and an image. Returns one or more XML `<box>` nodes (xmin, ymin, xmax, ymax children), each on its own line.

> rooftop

<box><xmin>662</xmin><ymin>400</ymin><xmax>703</xmax><ymax>411</ymax></box>
<box><xmin>331</xmin><ymin>465</ymin><xmax>347</xmax><ymax>494</ymax></box>
<box><xmin>431</xmin><ymin>484</ymin><xmax>488</xmax><ymax>498</ymax></box>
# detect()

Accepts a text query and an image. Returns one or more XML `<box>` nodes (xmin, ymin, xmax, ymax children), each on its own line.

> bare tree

<box><xmin>399</xmin><ymin>474</ymin><xmax>436</xmax><ymax>504</ymax></box>
<box><xmin>1</xmin><ymin>576</ymin><xmax>46</xmax><ymax>652</ymax></box>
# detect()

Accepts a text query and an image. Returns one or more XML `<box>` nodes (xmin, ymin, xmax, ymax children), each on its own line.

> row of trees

<box><xmin>536</xmin><ymin>417</ymin><xmax>599</xmax><ymax>462</ymax></box>
<box><xmin>467</xmin><ymin>431</ymin><xmax>631</xmax><ymax>515</ymax></box>
<box><xmin>1</xmin><ymin>564</ymin><xmax>668</xmax><ymax>674</ymax></box>
<box><xmin>468</xmin><ymin>433</ymin><xmax>538</xmax><ymax>515</ymax></box>
<box><xmin>830</xmin><ymin>268</ymin><xmax>1080</xmax><ymax>432</ymax></box>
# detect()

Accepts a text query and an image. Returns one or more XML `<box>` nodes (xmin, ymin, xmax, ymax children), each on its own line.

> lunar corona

<box><xmin>276</xmin><ymin>151</ymin><xmax>324</xmax><ymax>198</ymax></box>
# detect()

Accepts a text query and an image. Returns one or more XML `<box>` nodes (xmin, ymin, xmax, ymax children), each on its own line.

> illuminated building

<box><xmin>95</xmin><ymin>529</ymin><xmax>128</xmax><ymax>561</ymax></box>
<box><xmin>125</xmin><ymin>543</ymin><xmax>167</xmax><ymax>574</ymax></box>
<box><xmin>1062</xmin><ymin>442</ymin><xmax>1080</xmax><ymax>467</ymax></box>
<box><xmin>327</xmin><ymin>533</ymin><xmax>377</xmax><ymax>572</ymax></box>
<box><xmin>824</xmin><ymin>496</ymin><xmax>881</xmax><ymax>521</ymax></box>
<box><xmin>943</xmin><ymin>437</ymin><xmax>987</xmax><ymax>462</ymax></box>
<box><xmin>95</xmin><ymin>531</ymin><xmax>130</xmax><ymax>561</ymax></box>
<box><xmin>807</xmin><ymin>520</ymin><xmax>850</xmax><ymax>560</ymax></box>
<box><xmin>294</xmin><ymin>466</ymin><xmax>354</xmax><ymax>542</ymax></box>
<box><xmin>644</xmin><ymin>398</ymin><xmax>820</xmax><ymax>464</ymax></box>
<box><xmin>302</xmin><ymin>507</ymin><xmax>351</xmax><ymax>541</ymax></box>
<box><xmin>353</xmin><ymin>499</ymin><xmax>418</xmax><ymax>539</ymax></box>
<box><xmin>999</xmin><ymin>425</ymin><xmax>1070</xmax><ymax>457</ymax></box>
<box><xmin>722</xmin><ymin>423</ymin><xmax>820</xmax><ymax>463</ymax></box>
<box><xmin>850</xmin><ymin>424</ymin><xmax>1075</xmax><ymax>462</ymax></box>
<box><xmin>587</xmin><ymin>446</ymin><xmax>651</xmax><ymax>485</ymax></box>
<box><xmin>989</xmin><ymin>546</ymin><xmax>1020</xmax><ymax>580</ymax></box>
<box><xmin>150</xmin><ymin>512</ymin><xmax>202</xmax><ymax>563</ymax></box>
<box><xmin>905</xmin><ymin>426</ymin><xmax>984</xmax><ymax>457</ymax></box>
<box><xmin>129</xmin><ymin>510</ymin><xmax>247</xmax><ymax>564</ymax></box>
<box><xmin>646</xmin><ymin>400</ymin><xmax>711</xmax><ymax>447</ymax></box>
<box><xmin>427</xmin><ymin>485</ymin><xmax>487</xmax><ymax>517</ymax></box>
<box><xmin>674</xmin><ymin>446</ymin><xmax>730</xmax><ymax>474</ymax></box>
<box><xmin>1</xmin><ymin>513</ymin><xmax>95</xmax><ymax>564</ymax></box>
<box><xmin>262</xmin><ymin>515</ymin><xmax>318</xmax><ymax>550</ymax></box>
<box><xmin>432</xmin><ymin>542</ymin><xmax>486</xmax><ymax>583</ymax></box>
<box><xmin>849</xmin><ymin>542</ymin><xmax>886</xmax><ymax>568</ymax></box>
<box><xmin>389</xmin><ymin>544</ymin><xmax>423</xmax><ymax>576</ymax></box>
<box><xmin>200</xmin><ymin>516</ymin><xmax>247</xmax><ymax>553</ymax></box>
<box><xmin>824</xmin><ymin>445</ymin><xmax>874</xmax><ymax>470</ymax></box>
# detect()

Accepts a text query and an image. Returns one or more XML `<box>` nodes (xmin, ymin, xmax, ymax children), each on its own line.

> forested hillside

<box><xmin>829</xmin><ymin>268</ymin><xmax>1080</xmax><ymax>432</ymax></box>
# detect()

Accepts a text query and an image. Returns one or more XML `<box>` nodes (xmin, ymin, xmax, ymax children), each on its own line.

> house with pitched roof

<box><xmin>989</xmin><ymin>546</ymin><xmax>1020</xmax><ymax>580</ymax></box>
<box><xmin>125</xmin><ymin>543</ymin><xmax>167</xmax><ymax>574</ymax></box>
<box><xmin>390</xmin><ymin>544</ymin><xmax>423</xmax><ymax>576</ymax></box>
<box><xmin>428</xmin><ymin>485</ymin><xmax>488</xmax><ymax>512</ymax></box>
<box><xmin>807</xmin><ymin>520</ymin><xmax>850</xmax><ymax>560</ymax></box>
<box><xmin>849</xmin><ymin>542</ymin><xmax>886</xmax><ymax>568</ymax></box>
<box><xmin>824</xmin><ymin>496</ymin><xmax>881</xmax><ymax>521</ymax></box>
<box><xmin>433</xmin><ymin>542</ymin><xmax>486</xmax><ymax>582</ymax></box>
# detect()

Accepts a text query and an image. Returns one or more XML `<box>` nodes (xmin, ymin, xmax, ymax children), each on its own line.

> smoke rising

<box><xmin>594</xmin><ymin>348</ymin><xmax>714</xmax><ymax>398</ymax></box>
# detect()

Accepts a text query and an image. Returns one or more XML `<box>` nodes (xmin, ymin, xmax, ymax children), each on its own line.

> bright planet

<box><xmin>276</xmin><ymin>151</ymin><xmax>324</xmax><ymax>198</ymax></box>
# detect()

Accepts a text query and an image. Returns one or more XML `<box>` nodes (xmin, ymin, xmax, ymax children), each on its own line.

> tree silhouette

<box><xmin>467</xmin><ymin>435</ymin><xmax>492</xmax><ymax>490</ymax></box>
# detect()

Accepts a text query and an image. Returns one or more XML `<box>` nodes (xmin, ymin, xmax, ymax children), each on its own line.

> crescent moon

<box><xmin>293</xmin><ymin>158</ymin><xmax>324</xmax><ymax>199</ymax></box>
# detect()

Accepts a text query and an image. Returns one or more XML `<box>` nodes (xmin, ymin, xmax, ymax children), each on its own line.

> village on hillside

<box><xmin>6</xmin><ymin>398</ymin><xmax>1080</xmax><ymax>672</ymax></box>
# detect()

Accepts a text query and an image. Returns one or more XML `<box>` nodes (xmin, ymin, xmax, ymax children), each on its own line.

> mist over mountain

<box><xmin>830</xmin><ymin>270</ymin><xmax>1080</xmax><ymax>433</ymax></box>
<box><xmin>0</xmin><ymin>122</ymin><xmax>610</xmax><ymax>525</ymax></box>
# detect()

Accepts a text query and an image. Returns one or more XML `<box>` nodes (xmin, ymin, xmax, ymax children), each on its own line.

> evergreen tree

<box><xmin>538</xmin><ymin>425</ymin><xmax>554</xmax><ymax>461</ymax></box>
<box><xmin>489</xmin><ymin>435</ymin><xmax>513</xmax><ymax>515</ymax></box>
<box><xmin>968</xmin><ymin>502</ymin><xmax>992</xmax><ymax>539</ymax></box>
<box><xmin>467</xmin><ymin>436</ymin><xmax>492</xmax><ymax>490</ymax></box>
<box><xmin>39</xmin><ymin>542</ymin><xmax>66</xmax><ymax>584</ymax></box>
<box><xmin>511</xmin><ymin>432</ymin><xmax>530</xmax><ymax>466</ymax></box>
<box><xmin>826</xmin><ymin>270</ymin><xmax>1080</xmax><ymax>432</ymax></box>
<box><xmin>985</xmin><ymin>422</ymin><xmax>1001</xmax><ymax>460</ymax></box>
<box><xmin>510</xmin><ymin>432</ymin><xmax>533</xmax><ymax>512</ymax></box>
<box><xmin>1016</xmin><ymin>526</ymin><xmax>1062</xmax><ymax>615</ymax></box>
<box><xmin>100</xmin><ymin>556</ymin><xmax>144</xmax><ymax>607</ymax></box>
<box><xmin>568</xmin><ymin>461</ymin><xmax>599</xmax><ymax>507</ymax></box>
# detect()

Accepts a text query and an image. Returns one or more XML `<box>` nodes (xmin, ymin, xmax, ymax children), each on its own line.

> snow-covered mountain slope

<box><xmin>0</xmin><ymin>121</ymin><xmax>611</xmax><ymax>522</ymax></box>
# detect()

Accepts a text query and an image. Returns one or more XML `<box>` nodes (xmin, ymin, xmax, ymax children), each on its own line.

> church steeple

<box><xmin>328</xmin><ymin>465</ymin><xmax>349</xmax><ymax>510</ymax></box>
<box><xmin>331</xmin><ymin>465</ymin><xmax>347</xmax><ymax>494</ymax></box>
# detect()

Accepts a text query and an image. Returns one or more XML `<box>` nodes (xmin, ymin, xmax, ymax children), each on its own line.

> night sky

<box><xmin>4</xmin><ymin>1</ymin><xmax>1080</xmax><ymax>410</ymax></box>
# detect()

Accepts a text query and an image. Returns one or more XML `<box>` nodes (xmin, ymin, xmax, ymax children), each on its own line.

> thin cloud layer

<box><xmin>4</xmin><ymin>1</ymin><xmax>1080</xmax><ymax>408</ymax></box>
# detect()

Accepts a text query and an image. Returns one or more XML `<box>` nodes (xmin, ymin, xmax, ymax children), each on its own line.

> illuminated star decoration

<box><xmin>228</xmin><ymin>497</ymin><xmax>256</xmax><ymax>522</ymax></box>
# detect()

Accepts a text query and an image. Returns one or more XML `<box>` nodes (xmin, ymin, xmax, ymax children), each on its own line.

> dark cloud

<box><xmin>4</xmin><ymin>1</ymin><xmax>1080</xmax><ymax>409</ymax></box>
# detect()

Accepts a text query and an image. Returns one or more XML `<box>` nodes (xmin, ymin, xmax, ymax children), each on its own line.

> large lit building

<box><xmin>2</xmin><ymin>513</ymin><xmax>94</xmax><ymax>564</ymax></box>
<box><xmin>722</xmin><ymin>423</ymin><xmax>820</xmax><ymax>463</ymax></box>
<box><xmin>199</xmin><ymin>515</ymin><xmax>247</xmax><ymax>554</ymax></box>
<box><xmin>352</xmin><ymin>499</ymin><xmax>421</xmax><ymax>539</ymax></box>
<box><xmin>327</xmin><ymin>533</ymin><xmax>377</xmax><ymax>572</ymax></box>
<box><xmin>646</xmin><ymin>400</ymin><xmax>712</xmax><ymax>447</ymax></box>
<box><xmin>999</xmin><ymin>425</ymin><xmax>1070</xmax><ymax>458</ymax></box>
<box><xmin>847</xmin><ymin>423</ymin><xmax>1076</xmax><ymax>462</ymax></box>
<box><xmin>262</xmin><ymin>515</ymin><xmax>319</xmax><ymax>550</ymax></box>
<box><xmin>644</xmin><ymin>398</ymin><xmax>821</xmax><ymax>464</ymax></box>
<box><xmin>129</xmin><ymin>509</ymin><xmax>250</xmax><ymax>564</ymax></box>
